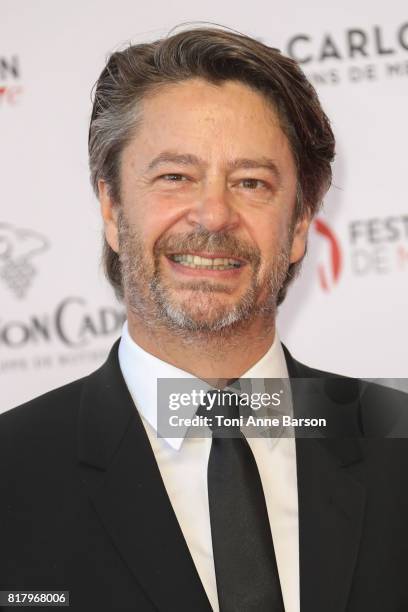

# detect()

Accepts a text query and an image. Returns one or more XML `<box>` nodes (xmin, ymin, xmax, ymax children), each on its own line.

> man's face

<box><xmin>101</xmin><ymin>78</ymin><xmax>309</xmax><ymax>334</ymax></box>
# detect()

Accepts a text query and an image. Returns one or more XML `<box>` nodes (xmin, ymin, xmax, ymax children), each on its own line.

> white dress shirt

<box><xmin>118</xmin><ymin>321</ymin><xmax>299</xmax><ymax>612</ymax></box>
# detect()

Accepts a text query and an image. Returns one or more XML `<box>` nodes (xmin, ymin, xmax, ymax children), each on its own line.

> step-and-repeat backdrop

<box><xmin>1</xmin><ymin>0</ymin><xmax>407</xmax><ymax>412</ymax></box>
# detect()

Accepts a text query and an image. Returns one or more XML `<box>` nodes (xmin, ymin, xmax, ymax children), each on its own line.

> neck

<box><xmin>126</xmin><ymin>309</ymin><xmax>276</xmax><ymax>380</ymax></box>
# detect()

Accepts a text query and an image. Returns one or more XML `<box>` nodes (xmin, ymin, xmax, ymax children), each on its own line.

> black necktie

<box><xmin>203</xmin><ymin>389</ymin><xmax>285</xmax><ymax>612</ymax></box>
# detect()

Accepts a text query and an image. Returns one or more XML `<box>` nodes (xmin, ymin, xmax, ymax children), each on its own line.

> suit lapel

<box><xmin>78</xmin><ymin>340</ymin><xmax>212</xmax><ymax>612</ymax></box>
<box><xmin>283</xmin><ymin>346</ymin><xmax>366</xmax><ymax>612</ymax></box>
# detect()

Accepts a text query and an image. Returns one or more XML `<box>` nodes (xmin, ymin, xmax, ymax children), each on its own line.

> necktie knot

<box><xmin>198</xmin><ymin>389</ymin><xmax>241</xmax><ymax>436</ymax></box>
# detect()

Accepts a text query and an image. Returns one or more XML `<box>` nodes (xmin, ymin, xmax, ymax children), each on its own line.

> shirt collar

<box><xmin>118</xmin><ymin>321</ymin><xmax>289</xmax><ymax>451</ymax></box>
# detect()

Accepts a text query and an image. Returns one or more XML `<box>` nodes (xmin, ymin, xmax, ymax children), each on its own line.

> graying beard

<box><xmin>118</xmin><ymin>211</ymin><xmax>290</xmax><ymax>341</ymax></box>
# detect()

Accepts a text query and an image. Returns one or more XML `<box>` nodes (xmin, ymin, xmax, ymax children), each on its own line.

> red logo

<box><xmin>313</xmin><ymin>218</ymin><xmax>342</xmax><ymax>291</ymax></box>
<box><xmin>0</xmin><ymin>85</ymin><xmax>23</xmax><ymax>106</ymax></box>
<box><xmin>0</xmin><ymin>55</ymin><xmax>23</xmax><ymax>106</ymax></box>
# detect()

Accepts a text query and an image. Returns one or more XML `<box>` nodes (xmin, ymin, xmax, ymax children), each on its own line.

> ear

<box><xmin>99</xmin><ymin>180</ymin><xmax>119</xmax><ymax>253</ymax></box>
<box><xmin>290</xmin><ymin>213</ymin><xmax>312</xmax><ymax>264</ymax></box>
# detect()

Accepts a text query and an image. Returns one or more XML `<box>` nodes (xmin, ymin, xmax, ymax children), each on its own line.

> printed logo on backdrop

<box><xmin>285</xmin><ymin>22</ymin><xmax>408</xmax><ymax>86</ymax></box>
<box><xmin>0</xmin><ymin>223</ymin><xmax>49</xmax><ymax>298</ymax></box>
<box><xmin>349</xmin><ymin>214</ymin><xmax>408</xmax><ymax>275</ymax></box>
<box><xmin>0</xmin><ymin>222</ymin><xmax>125</xmax><ymax>377</ymax></box>
<box><xmin>0</xmin><ymin>55</ymin><xmax>23</xmax><ymax>106</ymax></box>
<box><xmin>313</xmin><ymin>218</ymin><xmax>342</xmax><ymax>291</ymax></box>
<box><xmin>312</xmin><ymin>214</ymin><xmax>408</xmax><ymax>291</ymax></box>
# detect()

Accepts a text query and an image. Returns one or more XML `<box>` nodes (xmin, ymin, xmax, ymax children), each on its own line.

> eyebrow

<box><xmin>146</xmin><ymin>151</ymin><xmax>282</xmax><ymax>184</ymax></box>
<box><xmin>147</xmin><ymin>152</ymin><xmax>201</xmax><ymax>171</ymax></box>
<box><xmin>229</xmin><ymin>157</ymin><xmax>282</xmax><ymax>184</ymax></box>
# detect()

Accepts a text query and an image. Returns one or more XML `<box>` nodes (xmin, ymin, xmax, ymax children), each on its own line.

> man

<box><xmin>1</xmin><ymin>26</ymin><xmax>407</xmax><ymax>612</ymax></box>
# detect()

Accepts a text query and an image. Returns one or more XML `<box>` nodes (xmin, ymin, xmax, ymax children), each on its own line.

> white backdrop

<box><xmin>1</xmin><ymin>0</ymin><xmax>407</xmax><ymax>413</ymax></box>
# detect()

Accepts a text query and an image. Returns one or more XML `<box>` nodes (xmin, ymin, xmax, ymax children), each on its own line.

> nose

<box><xmin>186</xmin><ymin>177</ymin><xmax>239</xmax><ymax>233</ymax></box>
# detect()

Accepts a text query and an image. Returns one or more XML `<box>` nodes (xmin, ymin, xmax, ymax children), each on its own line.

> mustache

<box><xmin>154</xmin><ymin>229</ymin><xmax>261</xmax><ymax>266</ymax></box>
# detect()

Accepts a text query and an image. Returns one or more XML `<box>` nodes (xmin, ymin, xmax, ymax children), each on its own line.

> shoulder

<box><xmin>0</xmin><ymin>340</ymin><xmax>122</xmax><ymax>472</ymax></box>
<box><xmin>0</xmin><ymin>376</ymin><xmax>86</xmax><ymax>432</ymax></box>
<box><xmin>292</xmin><ymin>350</ymin><xmax>407</xmax><ymax>415</ymax></box>
<box><xmin>282</xmin><ymin>342</ymin><xmax>360</xmax><ymax>389</ymax></box>
<box><xmin>0</xmin><ymin>376</ymin><xmax>88</xmax><ymax>469</ymax></box>
<box><xmin>0</xmin><ymin>340</ymin><xmax>122</xmax><ymax>435</ymax></box>
<box><xmin>281</xmin><ymin>342</ymin><xmax>342</xmax><ymax>378</ymax></box>
<box><xmin>285</xmin><ymin>344</ymin><xmax>408</xmax><ymax>441</ymax></box>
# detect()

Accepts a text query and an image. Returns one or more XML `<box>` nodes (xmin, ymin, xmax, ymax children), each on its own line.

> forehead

<box><xmin>123</xmin><ymin>77</ymin><xmax>295</xmax><ymax>172</ymax></box>
<box><xmin>142</xmin><ymin>78</ymin><xmax>279</xmax><ymax>126</ymax></box>
<box><xmin>143</xmin><ymin>77</ymin><xmax>276</xmax><ymax>116</ymax></box>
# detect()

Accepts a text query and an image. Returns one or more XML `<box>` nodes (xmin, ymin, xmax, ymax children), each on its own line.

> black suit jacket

<box><xmin>0</xmin><ymin>340</ymin><xmax>407</xmax><ymax>612</ymax></box>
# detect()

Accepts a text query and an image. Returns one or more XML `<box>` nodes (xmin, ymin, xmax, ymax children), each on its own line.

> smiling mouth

<box><xmin>167</xmin><ymin>253</ymin><xmax>244</xmax><ymax>270</ymax></box>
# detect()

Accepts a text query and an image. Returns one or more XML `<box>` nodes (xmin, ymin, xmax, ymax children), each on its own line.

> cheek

<box><xmin>247</xmin><ymin>211</ymin><xmax>291</xmax><ymax>262</ymax></box>
<box><xmin>123</xmin><ymin>192</ymin><xmax>179</xmax><ymax>245</ymax></box>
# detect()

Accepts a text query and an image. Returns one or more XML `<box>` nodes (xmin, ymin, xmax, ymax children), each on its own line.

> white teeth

<box><xmin>170</xmin><ymin>253</ymin><xmax>242</xmax><ymax>269</ymax></box>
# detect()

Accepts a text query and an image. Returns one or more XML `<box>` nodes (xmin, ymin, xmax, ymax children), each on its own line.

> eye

<box><xmin>239</xmin><ymin>178</ymin><xmax>269</xmax><ymax>190</ymax></box>
<box><xmin>159</xmin><ymin>173</ymin><xmax>188</xmax><ymax>182</ymax></box>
